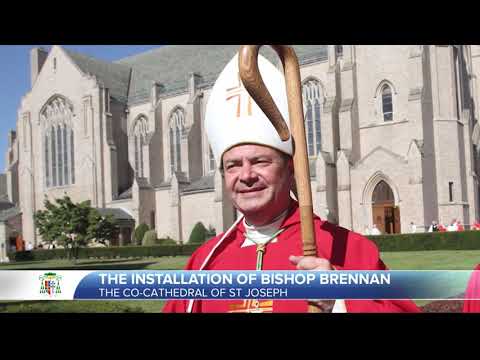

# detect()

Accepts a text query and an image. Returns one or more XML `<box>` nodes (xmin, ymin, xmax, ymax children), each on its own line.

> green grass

<box><xmin>0</xmin><ymin>256</ymin><xmax>190</xmax><ymax>270</ymax></box>
<box><xmin>0</xmin><ymin>300</ymin><xmax>149</xmax><ymax>313</ymax></box>
<box><xmin>381</xmin><ymin>250</ymin><xmax>480</xmax><ymax>270</ymax></box>
<box><xmin>1</xmin><ymin>250</ymin><xmax>479</xmax><ymax>312</ymax></box>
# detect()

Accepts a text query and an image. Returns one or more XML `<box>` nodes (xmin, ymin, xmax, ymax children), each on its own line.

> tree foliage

<box><xmin>34</xmin><ymin>196</ymin><xmax>119</xmax><ymax>259</ymax></box>
<box><xmin>188</xmin><ymin>222</ymin><xmax>209</xmax><ymax>244</ymax></box>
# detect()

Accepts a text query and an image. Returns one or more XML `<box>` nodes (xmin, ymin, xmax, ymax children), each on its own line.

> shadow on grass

<box><xmin>69</xmin><ymin>261</ymin><xmax>159</xmax><ymax>270</ymax></box>
<box><xmin>0</xmin><ymin>261</ymin><xmax>47</xmax><ymax>267</ymax></box>
<box><xmin>75</xmin><ymin>258</ymin><xmax>144</xmax><ymax>265</ymax></box>
<box><xmin>9</xmin><ymin>261</ymin><xmax>158</xmax><ymax>271</ymax></box>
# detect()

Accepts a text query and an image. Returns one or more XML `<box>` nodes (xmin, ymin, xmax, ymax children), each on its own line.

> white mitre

<box><xmin>205</xmin><ymin>53</ymin><xmax>293</xmax><ymax>167</ymax></box>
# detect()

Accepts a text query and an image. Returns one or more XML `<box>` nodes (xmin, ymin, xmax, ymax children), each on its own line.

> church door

<box><xmin>372</xmin><ymin>180</ymin><xmax>401</xmax><ymax>234</ymax></box>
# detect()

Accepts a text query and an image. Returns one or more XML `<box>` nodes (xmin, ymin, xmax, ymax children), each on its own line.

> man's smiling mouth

<box><xmin>237</xmin><ymin>187</ymin><xmax>266</xmax><ymax>194</ymax></box>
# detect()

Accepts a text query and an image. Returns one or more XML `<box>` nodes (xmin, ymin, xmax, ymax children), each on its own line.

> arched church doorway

<box><xmin>372</xmin><ymin>180</ymin><xmax>400</xmax><ymax>234</ymax></box>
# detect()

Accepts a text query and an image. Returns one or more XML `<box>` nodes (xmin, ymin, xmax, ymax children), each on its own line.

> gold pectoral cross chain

<box><xmin>246</xmin><ymin>228</ymin><xmax>285</xmax><ymax>271</ymax></box>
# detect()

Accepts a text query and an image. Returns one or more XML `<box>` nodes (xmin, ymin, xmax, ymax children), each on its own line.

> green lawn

<box><xmin>0</xmin><ymin>256</ymin><xmax>190</xmax><ymax>270</ymax></box>
<box><xmin>381</xmin><ymin>250</ymin><xmax>480</xmax><ymax>270</ymax></box>
<box><xmin>0</xmin><ymin>250</ymin><xmax>478</xmax><ymax>312</ymax></box>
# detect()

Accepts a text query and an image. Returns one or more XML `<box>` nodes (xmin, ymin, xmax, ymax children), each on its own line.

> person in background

<box><xmin>447</xmin><ymin>219</ymin><xmax>459</xmax><ymax>232</ymax></box>
<box><xmin>370</xmin><ymin>224</ymin><xmax>382</xmax><ymax>236</ymax></box>
<box><xmin>409</xmin><ymin>222</ymin><xmax>417</xmax><ymax>234</ymax></box>
<box><xmin>438</xmin><ymin>222</ymin><xmax>447</xmax><ymax>232</ymax></box>
<box><xmin>456</xmin><ymin>219</ymin><xmax>464</xmax><ymax>232</ymax></box>
<box><xmin>472</xmin><ymin>220</ymin><xmax>480</xmax><ymax>230</ymax></box>
<box><xmin>363</xmin><ymin>225</ymin><xmax>371</xmax><ymax>236</ymax></box>
<box><xmin>428</xmin><ymin>220</ymin><xmax>439</xmax><ymax>232</ymax></box>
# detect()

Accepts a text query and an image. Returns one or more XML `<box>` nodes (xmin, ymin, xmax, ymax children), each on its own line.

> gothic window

<box><xmin>453</xmin><ymin>46</ymin><xmax>463</xmax><ymax>121</ymax></box>
<box><xmin>51</xmin><ymin>127</ymin><xmax>57</xmax><ymax>186</ymax></box>
<box><xmin>70</xmin><ymin>130</ymin><xmax>75</xmax><ymax>184</ymax></box>
<box><xmin>169</xmin><ymin>107</ymin><xmax>185</xmax><ymax>174</ymax></box>
<box><xmin>169</xmin><ymin>127</ymin><xmax>175</xmax><ymax>173</ymax></box>
<box><xmin>63</xmin><ymin>127</ymin><xmax>68</xmax><ymax>184</ymax></box>
<box><xmin>176</xmin><ymin>127</ymin><xmax>181</xmax><ymax>169</ymax></box>
<box><xmin>302</xmin><ymin>80</ymin><xmax>323</xmax><ymax>156</ymax></box>
<box><xmin>132</xmin><ymin>116</ymin><xmax>148</xmax><ymax>178</ymax></box>
<box><xmin>57</xmin><ymin>125</ymin><xmax>63</xmax><ymax>186</ymax></box>
<box><xmin>41</xmin><ymin>96</ymin><xmax>75</xmax><ymax>188</ymax></box>
<box><xmin>45</xmin><ymin>133</ymin><xmax>50</xmax><ymax>187</ymax></box>
<box><xmin>209</xmin><ymin>146</ymin><xmax>215</xmax><ymax>172</ymax></box>
<box><xmin>335</xmin><ymin>45</ymin><xmax>343</xmax><ymax>58</ymax></box>
<box><xmin>382</xmin><ymin>84</ymin><xmax>393</xmax><ymax>121</ymax></box>
<box><xmin>372</xmin><ymin>180</ymin><xmax>394</xmax><ymax>204</ymax></box>
<box><xmin>150</xmin><ymin>211</ymin><xmax>155</xmax><ymax>229</ymax></box>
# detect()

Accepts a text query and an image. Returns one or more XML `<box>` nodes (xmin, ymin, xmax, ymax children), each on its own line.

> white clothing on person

<box><xmin>370</xmin><ymin>226</ymin><xmax>382</xmax><ymax>235</ymax></box>
<box><xmin>447</xmin><ymin>223</ymin><xmax>458</xmax><ymax>232</ymax></box>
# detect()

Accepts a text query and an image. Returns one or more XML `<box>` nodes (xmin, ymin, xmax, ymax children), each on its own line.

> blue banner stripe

<box><xmin>72</xmin><ymin>270</ymin><xmax>478</xmax><ymax>300</ymax></box>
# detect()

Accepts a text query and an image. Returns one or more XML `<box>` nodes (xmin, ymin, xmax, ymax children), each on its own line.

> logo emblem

<box><xmin>39</xmin><ymin>272</ymin><xmax>62</xmax><ymax>297</ymax></box>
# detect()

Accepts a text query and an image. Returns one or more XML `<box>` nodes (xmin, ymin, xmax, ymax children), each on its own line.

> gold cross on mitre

<box><xmin>228</xmin><ymin>299</ymin><xmax>273</xmax><ymax>313</ymax></box>
<box><xmin>225</xmin><ymin>73</ymin><xmax>253</xmax><ymax>118</ymax></box>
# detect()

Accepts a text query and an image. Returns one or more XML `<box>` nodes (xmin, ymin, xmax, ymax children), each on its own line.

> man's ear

<box><xmin>287</xmin><ymin>158</ymin><xmax>295</xmax><ymax>178</ymax></box>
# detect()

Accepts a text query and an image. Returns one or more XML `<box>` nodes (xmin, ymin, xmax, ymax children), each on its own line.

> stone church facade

<box><xmin>4</xmin><ymin>45</ymin><xmax>480</xmax><ymax>246</ymax></box>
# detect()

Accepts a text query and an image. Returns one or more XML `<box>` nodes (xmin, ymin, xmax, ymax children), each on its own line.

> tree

<box><xmin>86</xmin><ymin>209</ymin><xmax>119</xmax><ymax>245</ymax></box>
<box><xmin>34</xmin><ymin>196</ymin><xmax>118</xmax><ymax>260</ymax></box>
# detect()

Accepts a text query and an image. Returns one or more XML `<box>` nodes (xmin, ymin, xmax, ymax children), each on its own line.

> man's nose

<box><xmin>239</xmin><ymin>162</ymin><xmax>258</xmax><ymax>185</ymax></box>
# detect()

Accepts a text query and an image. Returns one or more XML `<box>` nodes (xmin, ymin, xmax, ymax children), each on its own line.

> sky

<box><xmin>0</xmin><ymin>45</ymin><xmax>163</xmax><ymax>172</ymax></box>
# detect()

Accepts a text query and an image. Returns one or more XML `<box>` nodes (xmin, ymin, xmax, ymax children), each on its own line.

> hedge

<box><xmin>367</xmin><ymin>230</ymin><xmax>480</xmax><ymax>252</ymax></box>
<box><xmin>8</xmin><ymin>244</ymin><xmax>201</xmax><ymax>262</ymax></box>
<box><xmin>9</xmin><ymin>230</ymin><xmax>480</xmax><ymax>262</ymax></box>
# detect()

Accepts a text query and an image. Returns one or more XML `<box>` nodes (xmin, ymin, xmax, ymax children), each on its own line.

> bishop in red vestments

<box><xmin>164</xmin><ymin>51</ymin><xmax>420</xmax><ymax>313</ymax></box>
<box><xmin>163</xmin><ymin>202</ymin><xmax>420</xmax><ymax>313</ymax></box>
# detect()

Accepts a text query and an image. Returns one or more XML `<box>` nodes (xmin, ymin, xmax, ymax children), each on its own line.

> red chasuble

<box><xmin>463</xmin><ymin>264</ymin><xmax>480</xmax><ymax>313</ymax></box>
<box><xmin>163</xmin><ymin>204</ymin><xmax>421</xmax><ymax>313</ymax></box>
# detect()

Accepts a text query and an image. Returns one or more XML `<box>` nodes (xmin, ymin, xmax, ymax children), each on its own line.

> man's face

<box><xmin>222</xmin><ymin>144</ymin><xmax>293</xmax><ymax>225</ymax></box>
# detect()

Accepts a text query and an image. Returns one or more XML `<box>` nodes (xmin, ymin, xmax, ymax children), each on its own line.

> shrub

<box><xmin>142</xmin><ymin>230</ymin><xmax>158</xmax><ymax>246</ymax></box>
<box><xmin>7</xmin><ymin>244</ymin><xmax>201</xmax><ymax>262</ymax></box>
<box><xmin>157</xmin><ymin>238</ymin><xmax>177</xmax><ymax>245</ymax></box>
<box><xmin>188</xmin><ymin>222</ymin><xmax>209</xmax><ymax>244</ymax></box>
<box><xmin>134</xmin><ymin>223</ymin><xmax>149</xmax><ymax>245</ymax></box>
<box><xmin>367</xmin><ymin>230</ymin><xmax>480</xmax><ymax>252</ymax></box>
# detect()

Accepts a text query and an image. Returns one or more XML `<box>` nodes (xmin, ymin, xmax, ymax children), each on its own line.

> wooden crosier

<box><xmin>238</xmin><ymin>45</ymin><xmax>324</xmax><ymax>313</ymax></box>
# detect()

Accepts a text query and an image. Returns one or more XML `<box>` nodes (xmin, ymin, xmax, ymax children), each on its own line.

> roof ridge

<box><xmin>63</xmin><ymin>47</ymin><xmax>132</xmax><ymax>71</ymax></box>
<box><xmin>62</xmin><ymin>47</ymin><xmax>132</xmax><ymax>103</ymax></box>
<box><xmin>65</xmin><ymin>45</ymin><xmax>328</xmax><ymax>106</ymax></box>
<box><xmin>114</xmin><ymin>45</ymin><xmax>168</xmax><ymax>64</ymax></box>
